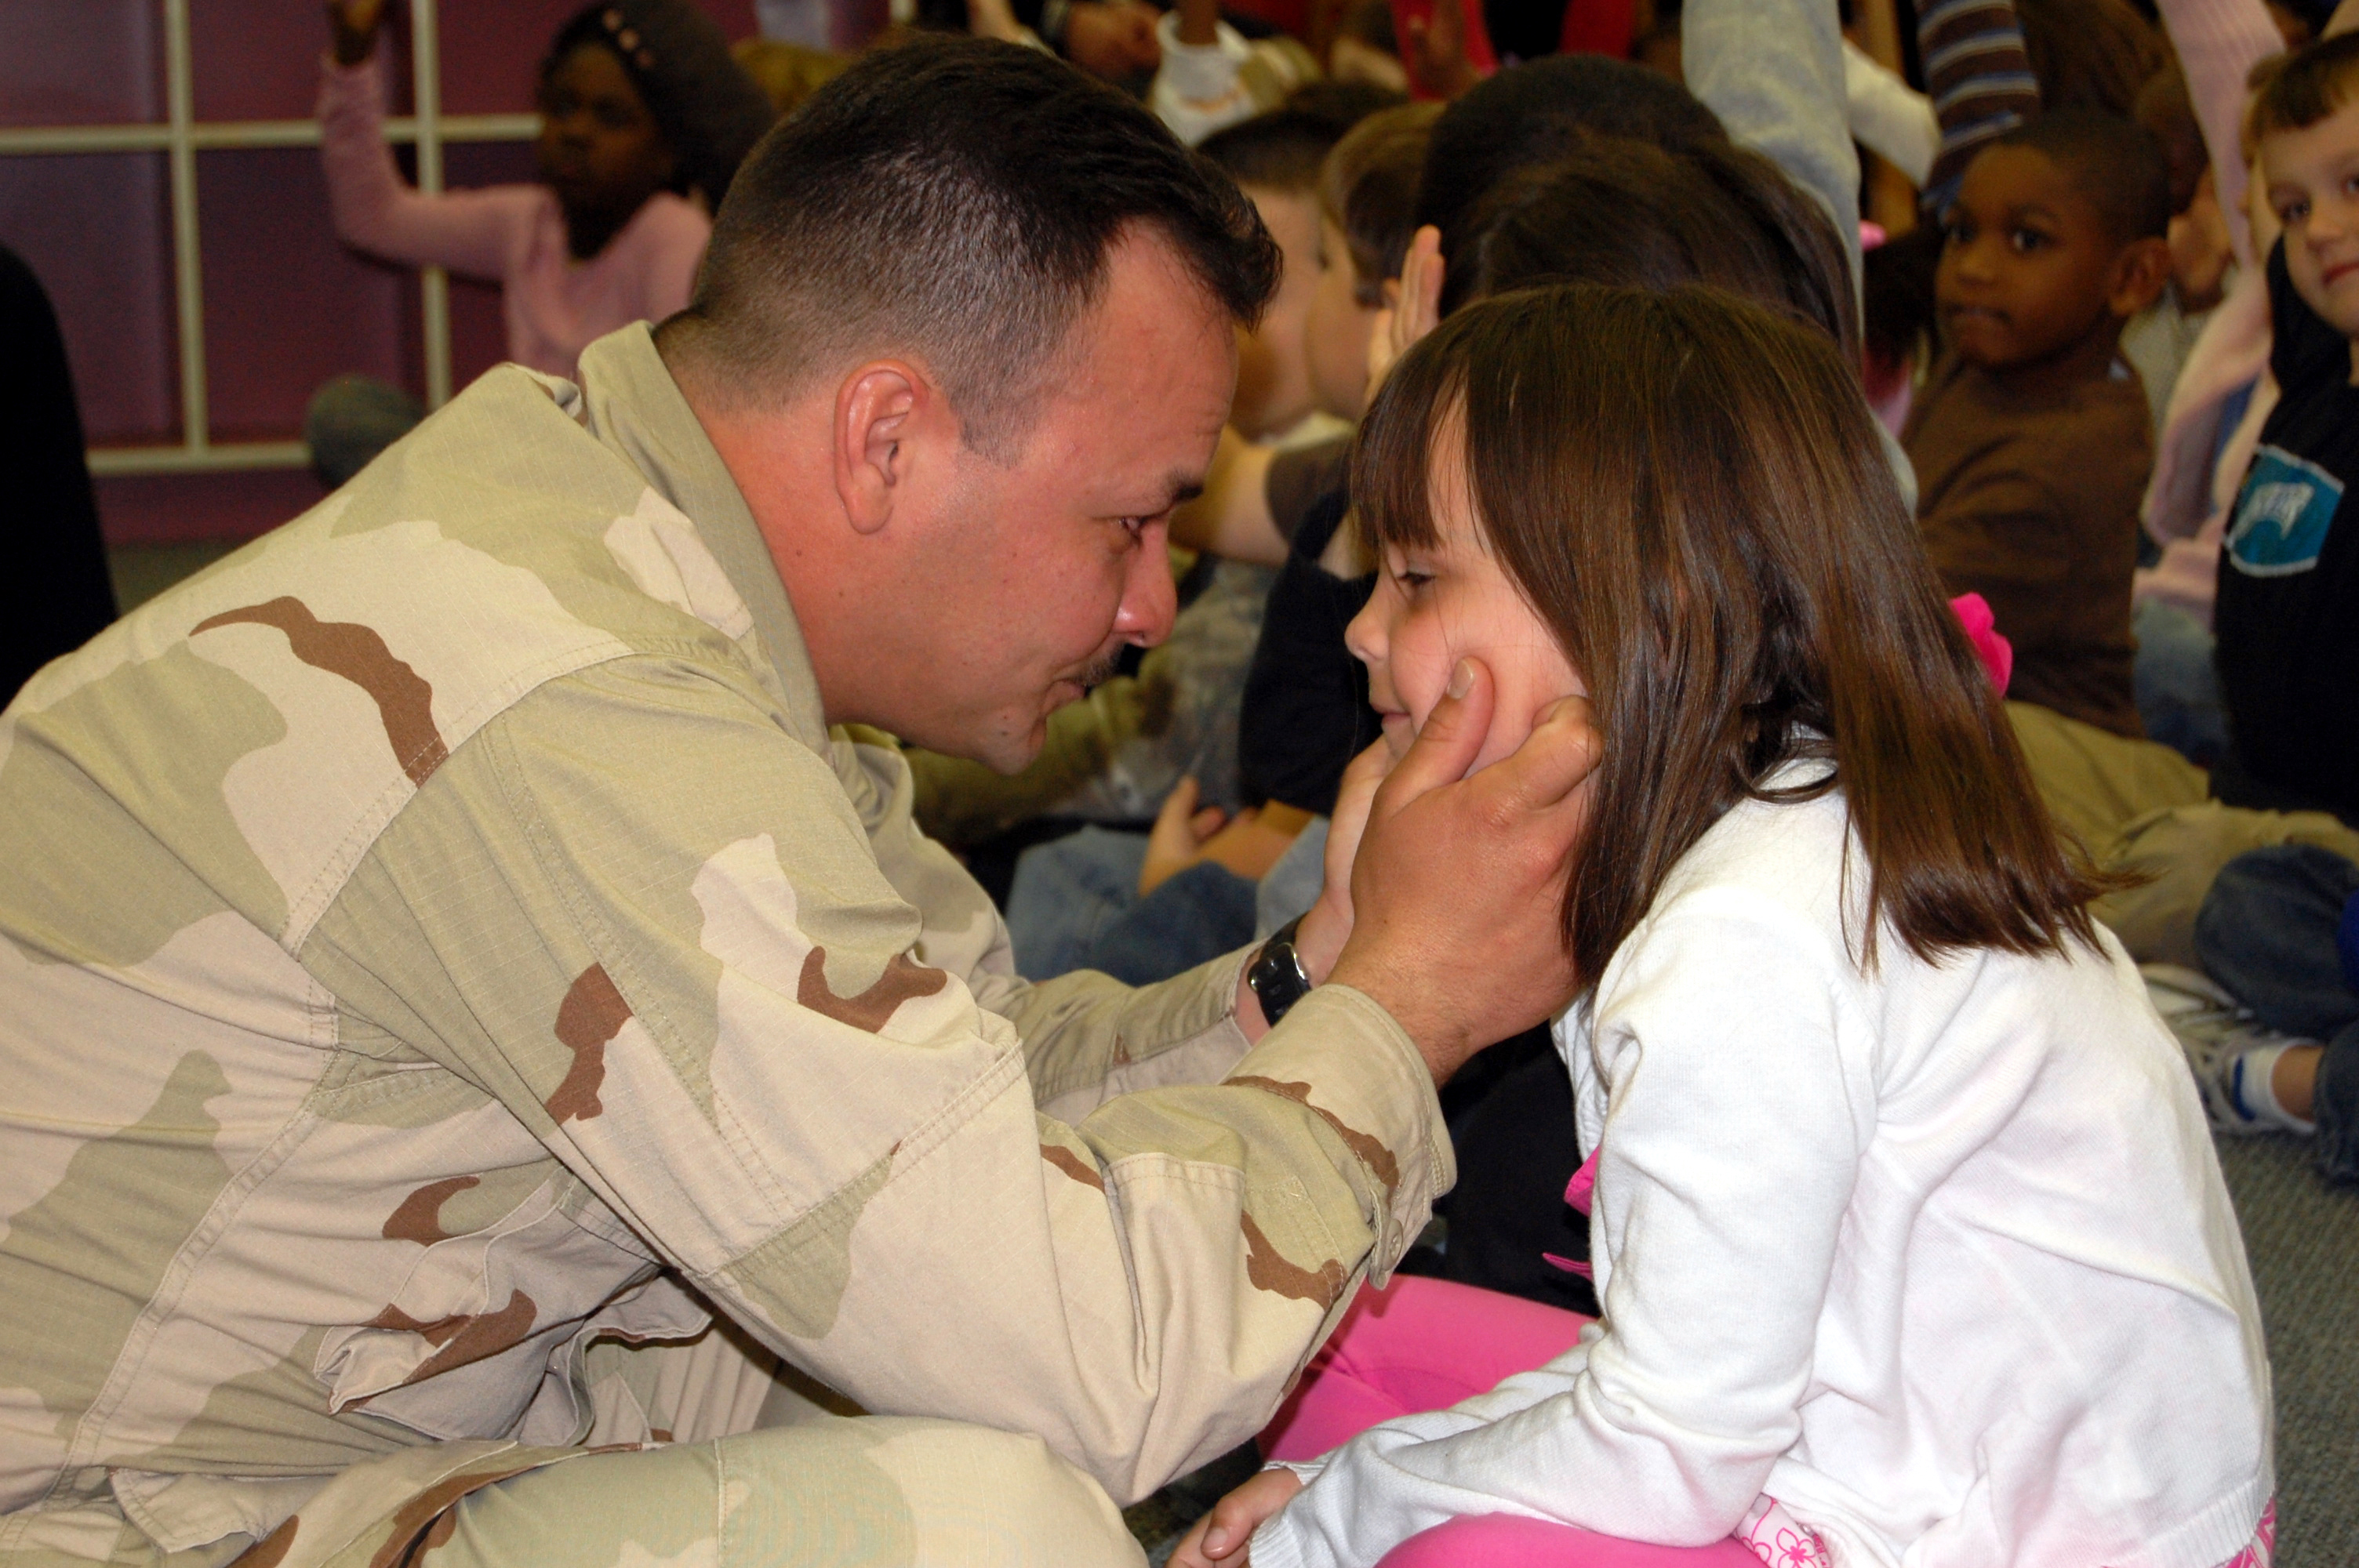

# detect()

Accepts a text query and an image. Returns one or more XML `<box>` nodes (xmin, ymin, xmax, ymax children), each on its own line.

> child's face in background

<box><xmin>1936</xmin><ymin>146</ymin><xmax>2131</xmax><ymax>372</ymax></box>
<box><xmin>1231</xmin><ymin>187</ymin><xmax>1322</xmax><ymax>439</ymax></box>
<box><xmin>537</xmin><ymin>43</ymin><xmax>676</xmax><ymax>245</ymax></box>
<box><xmin>1305</xmin><ymin>218</ymin><xmax>1382</xmax><ymax>419</ymax></box>
<box><xmin>1346</xmin><ymin>424</ymin><xmax>1585</xmax><ymax>773</ymax></box>
<box><xmin>2263</xmin><ymin>99</ymin><xmax>2359</xmax><ymax>347</ymax></box>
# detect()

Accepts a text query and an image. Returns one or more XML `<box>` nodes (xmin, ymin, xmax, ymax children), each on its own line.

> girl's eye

<box><xmin>2008</xmin><ymin>227</ymin><xmax>2048</xmax><ymax>253</ymax></box>
<box><xmin>2281</xmin><ymin>196</ymin><xmax>2311</xmax><ymax>224</ymax></box>
<box><xmin>595</xmin><ymin>103</ymin><xmax>636</xmax><ymax>132</ymax></box>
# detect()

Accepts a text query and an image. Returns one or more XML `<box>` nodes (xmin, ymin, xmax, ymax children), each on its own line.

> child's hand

<box><xmin>1142</xmin><ymin>775</ymin><xmax>1231</xmax><ymax>895</ymax></box>
<box><xmin>326</xmin><ymin>0</ymin><xmax>390</xmax><ymax>67</ymax></box>
<box><xmin>1365</xmin><ymin>227</ymin><xmax>1445</xmax><ymax>394</ymax></box>
<box><xmin>1143</xmin><ymin>778</ymin><xmax>1307</xmax><ymax>895</ymax></box>
<box><xmin>1404</xmin><ymin>0</ymin><xmax>1481</xmax><ymax>100</ymax></box>
<box><xmin>1170</xmin><ymin>1465</ymin><xmax>1307</xmax><ymax>1567</ymax></box>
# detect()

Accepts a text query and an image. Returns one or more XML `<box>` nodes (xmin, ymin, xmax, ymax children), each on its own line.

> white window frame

<box><xmin>0</xmin><ymin>0</ymin><xmax>536</xmax><ymax>475</ymax></box>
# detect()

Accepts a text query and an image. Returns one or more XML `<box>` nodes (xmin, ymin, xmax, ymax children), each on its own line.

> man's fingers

<box><xmin>1476</xmin><ymin>695</ymin><xmax>1603</xmax><ymax>815</ymax></box>
<box><xmin>1376</xmin><ymin>658</ymin><xmax>1494</xmax><ymax>811</ymax></box>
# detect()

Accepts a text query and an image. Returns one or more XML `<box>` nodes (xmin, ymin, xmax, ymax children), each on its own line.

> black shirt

<box><xmin>1235</xmin><ymin>487</ymin><xmax>1382</xmax><ymax>815</ymax></box>
<box><xmin>2214</xmin><ymin>241</ymin><xmax>2359</xmax><ymax>824</ymax></box>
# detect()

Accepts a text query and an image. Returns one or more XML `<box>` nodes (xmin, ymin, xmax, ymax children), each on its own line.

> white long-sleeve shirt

<box><xmin>1254</xmin><ymin>777</ymin><xmax>2271</xmax><ymax>1568</ymax></box>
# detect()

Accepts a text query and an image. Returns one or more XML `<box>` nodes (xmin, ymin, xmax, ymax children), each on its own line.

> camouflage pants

<box><xmin>415</xmin><ymin>1416</ymin><xmax>1144</xmax><ymax>1568</ymax></box>
<box><xmin>3</xmin><ymin>1329</ymin><xmax>1142</xmax><ymax>1568</ymax></box>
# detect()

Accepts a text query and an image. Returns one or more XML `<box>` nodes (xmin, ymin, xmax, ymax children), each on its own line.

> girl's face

<box><xmin>1346</xmin><ymin>425</ymin><xmax>1587</xmax><ymax>771</ymax></box>
<box><xmin>537</xmin><ymin>42</ymin><xmax>677</xmax><ymax>252</ymax></box>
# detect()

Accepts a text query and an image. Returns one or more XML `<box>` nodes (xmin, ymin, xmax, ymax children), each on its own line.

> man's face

<box><xmin>2263</xmin><ymin>99</ymin><xmax>2359</xmax><ymax>342</ymax></box>
<box><xmin>893</xmin><ymin>231</ymin><xmax>1235</xmax><ymax>771</ymax></box>
<box><xmin>1936</xmin><ymin>145</ymin><xmax>2126</xmax><ymax>372</ymax></box>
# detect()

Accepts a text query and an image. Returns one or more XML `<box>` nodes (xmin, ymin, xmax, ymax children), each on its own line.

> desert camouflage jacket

<box><xmin>0</xmin><ymin>325</ymin><xmax>1449</xmax><ymax>1563</ymax></box>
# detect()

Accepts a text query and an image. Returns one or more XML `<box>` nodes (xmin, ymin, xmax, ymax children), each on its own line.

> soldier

<box><xmin>0</xmin><ymin>38</ymin><xmax>1596</xmax><ymax>1568</ymax></box>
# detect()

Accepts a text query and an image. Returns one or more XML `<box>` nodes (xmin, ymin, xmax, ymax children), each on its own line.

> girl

<box><xmin>1180</xmin><ymin>283</ymin><xmax>2274</xmax><ymax>1566</ymax></box>
<box><xmin>308</xmin><ymin>0</ymin><xmax>774</xmax><ymax>484</ymax></box>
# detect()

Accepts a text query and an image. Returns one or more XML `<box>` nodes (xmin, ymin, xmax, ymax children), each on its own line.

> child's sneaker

<box><xmin>2142</xmin><ymin>964</ymin><xmax>2319</xmax><ymax>1135</ymax></box>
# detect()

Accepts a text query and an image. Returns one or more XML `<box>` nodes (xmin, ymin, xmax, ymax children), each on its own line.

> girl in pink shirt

<box><xmin>307</xmin><ymin>0</ymin><xmax>772</xmax><ymax>484</ymax></box>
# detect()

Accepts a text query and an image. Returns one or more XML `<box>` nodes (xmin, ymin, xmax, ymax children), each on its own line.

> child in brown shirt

<box><xmin>1904</xmin><ymin>110</ymin><xmax>2172</xmax><ymax>737</ymax></box>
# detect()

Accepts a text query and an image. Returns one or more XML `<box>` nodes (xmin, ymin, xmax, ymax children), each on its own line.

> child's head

<box><xmin>1412</xmin><ymin>54</ymin><xmax>1725</xmax><ymax>260</ymax></box>
<box><xmin>1441</xmin><ymin>134</ymin><xmax>1857</xmax><ymax>361</ymax></box>
<box><xmin>2251</xmin><ymin>31</ymin><xmax>2359</xmax><ymax>341</ymax></box>
<box><xmin>1347</xmin><ymin>284</ymin><xmax>2105</xmax><ymax>982</ymax></box>
<box><xmin>1302</xmin><ymin>101</ymin><xmax>1442</xmax><ymax>420</ymax></box>
<box><xmin>1202</xmin><ymin>105</ymin><xmax>1376</xmax><ymax>437</ymax></box>
<box><xmin>538</xmin><ymin>0</ymin><xmax>775</xmax><ymax>246</ymax></box>
<box><xmin>2015</xmin><ymin>0</ymin><xmax>2168</xmax><ymax>120</ymax></box>
<box><xmin>1936</xmin><ymin>111</ymin><xmax>2172</xmax><ymax>376</ymax></box>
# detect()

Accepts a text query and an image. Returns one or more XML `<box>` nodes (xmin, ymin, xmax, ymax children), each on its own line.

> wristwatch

<box><xmin>1247</xmin><ymin>915</ymin><xmax>1314</xmax><ymax>1026</ymax></box>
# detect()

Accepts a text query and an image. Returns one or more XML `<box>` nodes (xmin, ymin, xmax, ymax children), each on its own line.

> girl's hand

<box><xmin>1142</xmin><ymin>776</ymin><xmax>1232</xmax><ymax>895</ymax></box>
<box><xmin>1170</xmin><ymin>1466</ymin><xmax>1307</xmax><ymax>1567</ymax></box>
<box><xmin>1365</xmin><ymin>227</ymin><xmax>1445</xmax><ymax>395</ymax></box>
<box><xmin>326</xmin><ymin>0</ymin><xmax>390</xmax><ymax>67</ymax></box>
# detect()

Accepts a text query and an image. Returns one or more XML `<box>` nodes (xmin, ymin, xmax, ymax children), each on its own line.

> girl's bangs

<box><xmin>1349</xmin><ymin>343</ymin><xmax>1470</xmax><ymax>557</ymax></box>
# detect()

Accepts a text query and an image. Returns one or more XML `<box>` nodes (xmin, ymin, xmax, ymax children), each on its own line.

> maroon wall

<box><xmin>2</xmin><ymin>0</ymin><xmax>757</xmax><ymax>546</ymax></box>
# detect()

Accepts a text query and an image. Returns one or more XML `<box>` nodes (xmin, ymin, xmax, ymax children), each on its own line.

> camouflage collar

<box><xmin>574</xmin><ymin>323</ymin><xmax>831</xmax><ymax>753</ymax></box>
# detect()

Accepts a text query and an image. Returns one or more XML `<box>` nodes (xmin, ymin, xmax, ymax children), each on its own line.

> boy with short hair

<box><xmin>1904</xmin><ymin>109</ymin><xmax>2174</xmax><ymax>737</ymax></box>
<box><xmin>2215</xmin><ymin>31</ymin><xmax>2359</xmax><ymax>824</ymax></box>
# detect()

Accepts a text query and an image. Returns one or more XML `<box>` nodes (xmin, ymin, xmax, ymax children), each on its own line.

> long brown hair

<box><xmin>1355</xmin><ymin>284</ymin><xmax>2110</xmax><ymax>983</ymax></box>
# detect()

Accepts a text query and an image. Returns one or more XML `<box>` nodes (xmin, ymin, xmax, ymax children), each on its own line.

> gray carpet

<box><xmin>2215</xmin><ymin>1131</ymin><xmax>2359</xmax><ymax>1566</ymax></box>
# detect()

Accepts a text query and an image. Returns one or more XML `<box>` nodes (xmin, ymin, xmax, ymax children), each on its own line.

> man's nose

<box><xmin>1114</xmin><ymin>531</ymin><xmax>1179</xmax><ymax>648</ymax></box>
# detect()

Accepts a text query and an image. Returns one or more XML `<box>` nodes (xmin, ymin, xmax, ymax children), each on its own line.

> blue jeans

<box><xmin>2195</xmin><ymin>844</ymin><xmax>2359</xmax><ymax>1183</ymax></box>
<box><xmin>1004</xmin><ymin>827</ymin><xmax>1257</xmax><ymax>985</ymax></box>
<box><xmin>2133</xmin><ymin>598</ymin><xmax>2229</xmax><ymax>768</ymax></box>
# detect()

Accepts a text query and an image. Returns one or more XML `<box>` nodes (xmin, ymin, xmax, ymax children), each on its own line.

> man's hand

<box><xmin>327</xmin><ymin>0</ymin><xmax>390</xmax><ymax>67</ymax></box>
<box><xmin>1327</xmin><ymin>658</ymin><xmax>1600</xmax><ymax>1083</ymax></box>
<box><xmin>1171</xmin><ymin>1466</ymin><xmax>1306</xmax><ymax>1567</ymax></box>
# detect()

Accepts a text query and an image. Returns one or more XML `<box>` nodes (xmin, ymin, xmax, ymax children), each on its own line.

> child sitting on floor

<box><xmin>1905</xmin><ymin>110</ymin><xmax>2173</xmax><ymax>739</ymax></box>
<box><xmin>308</xmin><ymin>0</ymin><xmax>773</xmax><ymax>485</ymax></box>
<box><xmin>1177</xmin><ymin>282</ymin><xmax>2272</xmax><ymax>1568</ymax></box>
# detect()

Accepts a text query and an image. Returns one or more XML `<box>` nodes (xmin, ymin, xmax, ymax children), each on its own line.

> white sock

<box><xmin>2229</xmin><ymin>1044</ymin><xmax>2318</xmax><ymax>1134</ymax></box>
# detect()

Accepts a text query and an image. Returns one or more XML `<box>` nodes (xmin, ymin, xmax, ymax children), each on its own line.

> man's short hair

<box><xmin>2249</xmin><ymin>31</ymin><xmax>2359</xmax><ymax>144</ymax></box>
<box><xmin>1986</xmin><ymin>110</ymin><xmax>2172</xmax><ymax>245</ymax></box>
<box><xmin>661</xmin><ymin>37</ymin><xmax>1279</xmax><ymax>454</ymax></box>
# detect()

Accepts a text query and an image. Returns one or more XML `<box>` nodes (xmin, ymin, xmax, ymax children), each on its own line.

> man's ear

<box><xmin>2110</xmin><ymin>236</ymin><xmax>2174</xmax><ymax>318</ymax></box>
<box><xmin>832</xmin><ymin>363</ymin><xmax>924</xmax><ymax>536</ymax></box>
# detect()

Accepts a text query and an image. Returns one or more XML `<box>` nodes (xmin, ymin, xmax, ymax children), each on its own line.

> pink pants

<box><xmin>1260</xmin><ymin>1275</ymin><xmax>1770</xmax><ymax>1566</ymax></box>
<box><xmin>1259</xmin><ymin>1275</ymin><xmax>2278</xmax><ymax>1568</ymax></box>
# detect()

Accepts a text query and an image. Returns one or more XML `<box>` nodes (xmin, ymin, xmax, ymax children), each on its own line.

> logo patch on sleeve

<box><xmin>2229</xmin><ymin>445</ymin><xmax>2345</xmax><ymax>576</ymax></box>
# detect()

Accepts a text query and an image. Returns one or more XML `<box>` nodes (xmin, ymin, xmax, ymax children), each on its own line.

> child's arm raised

<box><xmin>318</xmin><ymin>1</ymin><xmax>525</xmax><ymax>281</ymax></box>
<box><xmin>2153</xmin><ymin>0</ymin><xmax>2287</xmax><ymax>271</ymax></box>
<box><xmin>1684</xmin><ymin>0</ymin><xmax>1859</xmax><ymax>303</ymax></box>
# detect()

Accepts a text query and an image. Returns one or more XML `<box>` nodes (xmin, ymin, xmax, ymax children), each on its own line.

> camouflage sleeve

<box><xmin>301</xmin><ymin>655</ymin><xmax>1452</xmax><ymax>1504</ymax></box>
